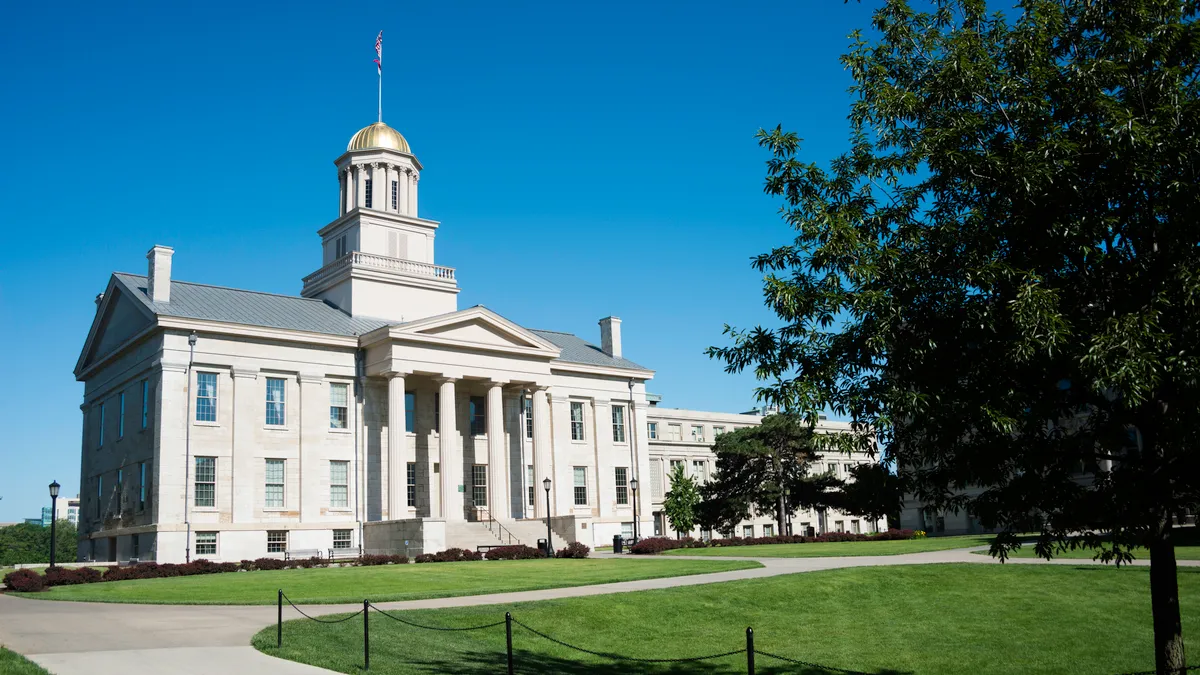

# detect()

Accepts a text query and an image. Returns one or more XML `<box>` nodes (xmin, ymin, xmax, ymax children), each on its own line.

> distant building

<box><xmin>39</xmin><ymin>496</ymin><xmax>81</xmax><ymax>527</ymax></box>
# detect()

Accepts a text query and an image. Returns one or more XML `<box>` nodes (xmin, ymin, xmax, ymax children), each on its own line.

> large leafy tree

<box><xmin>710</xmin><ymin>1</ymin><xmax>1200</xmax><ymax>671</ymax></box>
<box><xmin>0</xmin><ymin>521</ymin><xmax>77</xmax><ymax>566</ymax></box>
<box><xmin>662</xmin><ymin>464</ymin><xmax>701</xmax><ymax>538</ymax></box>
<box><xmin>698</xmin><ymin>414</ymin><xmax>839</xmax><ymax>535</ymax></box>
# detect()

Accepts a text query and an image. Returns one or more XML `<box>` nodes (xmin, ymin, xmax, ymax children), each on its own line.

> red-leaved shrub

<box><xmin>4</xmin><ymin>569</ymin><xmax>45</xmax><ymax>592</ymax></box>
<box><xmin>357</xmin><ymin>554</ymin><xmax>408</xmax><ymax>566</ymax></box>
<box><xmin>485</xmin><ymin>545</ymin><xmax>545</xmax><ymax>561</ymax></box>
<box><xmin>43</xmin><ymin>566</ymin><xmax>102</xmax><ymax>586</ymax></box>
<box><xmin>629</xmin><ymin>537</ymin><xmax>697</xmax><ymax>554</ymax></box>
<box><xmin>414</xmin><ymin>548</ymin><xmax>483</xmax><ymax>563</ymax></box>
<box><xmin>252</xmin><ymin>557</ymin><xmax>287</xmax><ymax>570</ymax></box>
<box><xmin>555</xmin><ymin>542</ymin><xmax>590</xmax><ymax>559</ymax></box>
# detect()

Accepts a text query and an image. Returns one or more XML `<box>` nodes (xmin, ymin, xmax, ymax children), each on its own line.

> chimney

<box><xmin>147</xmin><ymin>245</ymin><xmax>174</xmax><ymax>303</ymax></box>
<box><xmin>599</xmin><ymin>316</ymin><xmax>622</xmax><ymax>359</ymax></box>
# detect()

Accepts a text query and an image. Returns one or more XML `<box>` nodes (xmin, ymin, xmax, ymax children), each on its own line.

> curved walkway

<box><xmin>4</xmin><ymin>548</ymin><xmax>1196</xmax><ymax>674</ymax></box>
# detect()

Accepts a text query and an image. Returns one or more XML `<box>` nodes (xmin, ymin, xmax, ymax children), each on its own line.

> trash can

<box><xmin>612</xmin><ymin>534</ymin><xmax>624</xmax><ymax>554</ymax></box>
<box><xmin>537</xmin><ymin>538</ymin><xmax>549</xmax><ymax>556</ymax></box>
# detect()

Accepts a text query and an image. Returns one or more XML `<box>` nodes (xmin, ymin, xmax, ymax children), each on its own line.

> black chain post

<box><xmin>363</xmin><ymin>599</ymin><xmax>370</xmax><ymax>671</ymax></box>
<box><xmin>277</xmin><ymin>589</ymin><xmax>283</xmax><ymax>648</ymax></box>
<box><xmin>746</xmin><ymin>627</ymin><xmax>755</xmax><ymax>675</ymax></box>
<box><xmin>506</xmin><ymin>612</ymin><xmax>515</xmax><ymax>675</ymax></box>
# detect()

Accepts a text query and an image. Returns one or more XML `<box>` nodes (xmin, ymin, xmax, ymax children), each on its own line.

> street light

<box><xmin>48</xmin><ymin>480</ymin><xmax>60</xmax><ymax>568</ymax></box>
<box><xmin>542</xmin><ymin>477</ymin><xmax>552</xmax><ymax>556</ymax></box>
<box><xmin>629</xmin><ymin>477</ymin><xmax>639</xmax><ymax>542</ymax></box>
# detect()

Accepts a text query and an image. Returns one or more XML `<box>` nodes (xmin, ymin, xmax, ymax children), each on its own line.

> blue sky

<box><xmin>0</xmin><ymin>1</ymin><xmax>878</xmax><ymax>520</ymax></box>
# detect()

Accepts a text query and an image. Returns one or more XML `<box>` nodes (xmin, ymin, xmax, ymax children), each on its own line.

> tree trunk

<box><xmin>1150</xmin><ymin>523</ymin><xmax>1186</xmax><ymax>674</ymax></box>
<box><xmin>771</xmin><ymin>452</ymin><xmax>786</xmax><ymax>535</ymax></box>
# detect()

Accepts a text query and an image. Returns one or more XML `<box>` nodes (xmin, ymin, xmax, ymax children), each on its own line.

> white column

<box><xmin>387</xmin><ymin>373</ymin><xmax>406</xmax><ymax>519</ymax></box>
<box><xmin>486</xmin><ymin>383</ymin><xmax>508</xmax><ymax>520</ymax></box>
<box><xmin>632</xmin><ymin>401</ymin><xmax>653</xmax><ymax>536</ymax></box>
<box><xmin>339</xmin><ymin>169</ymin><xmax>347</xmax><ymax>216</ymax></box>
<box><xmin>409</xmin><ymin>172</ymin><xmax>419</xmax><ymax>216</ymax></box>
<box><xmin>230</xmin><ymin>368</ymin><xmax>257</xmax><ymax>523</ymax></box>
<box><xmin>355</xmin><ymin>165</ymin><xmax>367</xmax><ymax>210</ymax></box>
<box><xmin>397</xmin><ymin>168</ymin><xmax>409</xmax><ymax>215</ymax></box>
<box><xmin>532</xmin><ymin>387</ymin><xmax>552</xmax><ymax>518</ymax></box>
<box><xmin>437</xmin><ymin>378</ymin><xmax>463</xmax><ymax>522</ymax></box>
<box><xmin>549</xmin><ymin>393</ymin><xmax>574</xmax><ymax>515</ymax></box>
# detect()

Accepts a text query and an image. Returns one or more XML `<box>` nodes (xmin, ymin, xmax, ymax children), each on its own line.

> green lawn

<box><xmin>980</xmin><ymin>544</ymin><xmax>1200</xmax><ymax>560</ymax></box>
<box><xmin>661</xmin><ymin>533</ymin><xmax>994</xmax><ymax>558</ymax></box>
<box><xmin>254</xmin><ymin>564</ymin><xmax>1200</xmax><ymax>675</ymax></box>
<box><xmin>0</xmin><ymin>648</ymin><xmax>49</xmax><ymax>675</ymax></box>
<box><xmin>17</xmin><ymin>558</ymin><xmax>760</xmax><ymax>605</ymax></box>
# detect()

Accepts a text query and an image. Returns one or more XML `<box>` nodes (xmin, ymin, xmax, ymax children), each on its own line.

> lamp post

<box><xmin>542</xmin><ymin>477</ymin><xmax>552</xmax><ymax>556</ymax></box>
<box><xmin>629</xmin><ymin>477</ymin><xmax>639</xmax><ymax>542</ymax></box>
<box><xmin>184</xmin><ymin>330</ymin><xmax>198</xmax><ymax>563</ymax></box>
<box><xmin>48</xmin><ymin>480</ymin><xmax>60</xmax><ymax>567</ymax></box>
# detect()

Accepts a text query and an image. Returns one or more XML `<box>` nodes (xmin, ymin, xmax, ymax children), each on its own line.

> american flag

<box><xmin>374</xmin><ymin>31</ymin><xmax>383</xmax><ymax>74</ymax></box>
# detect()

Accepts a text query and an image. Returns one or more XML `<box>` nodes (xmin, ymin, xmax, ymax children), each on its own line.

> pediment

<box><xmin>390</xmin><ymin>306</ymin><xmax>561</xmax><ymax>356</ymax></box>
<box><xmin>75</xmin><ymin>279</ymin><xmax>157</xmax><ymax>377</ymax></box>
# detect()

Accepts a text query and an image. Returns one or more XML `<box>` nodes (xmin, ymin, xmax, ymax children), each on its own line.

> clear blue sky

<box><xmin>0</xmin><ymin>0</ymin><xmax>878</xmax><ymax>520</ymax></box>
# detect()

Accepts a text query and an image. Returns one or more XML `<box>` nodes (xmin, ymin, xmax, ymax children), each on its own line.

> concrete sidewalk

<box><xmin>3</xmin><ymin>547</ymin><xmax>1193</xmax><ymax>674</ymax></box>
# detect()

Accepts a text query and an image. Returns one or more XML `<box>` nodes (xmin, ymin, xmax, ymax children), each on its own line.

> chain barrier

<box><xmin>512</xmin><ymin>617</ymin><xmax>747</xmax><ymax>664</ymax></box>
<box><xmin>281</xmin><ymin>592</ymin><xmax>365</xmax><ymax>623</ymax></box>
<box><xmin>756</xmin><ymin>648</ymin><xmax>872</xmax><ymax>675</ymax></box>
<box><xmin>368</xmin><ymin>602</ymin><xmax>506</xmax><ymax>631</ymax></box>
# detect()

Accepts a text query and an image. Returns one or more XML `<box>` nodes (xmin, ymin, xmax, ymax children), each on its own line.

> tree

<box><xmin>831</xmin><ymin>463</ymin><xmax>905</xmax><ymax>533</ymax></box>
<box><xmin>709</xmin><ymin>2</ymin><xmax>1200</xmax><ymax>672</ymax></box>
<box><xmin>699</xmin><ymin>414</ymin><xmax>839</xmax><ymax>536</ymax></box>
<box><xmin>0</xmin><ymin>521</ymin><xmax>77</xmax><ymax>566</ymax></box>
<box><xmin>662</xmin><ymin>464</ymin><xmax>700</xmax><ymax>538</ymax></box>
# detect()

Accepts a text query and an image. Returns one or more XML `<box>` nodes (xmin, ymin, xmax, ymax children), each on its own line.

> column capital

<box><xmin>156</xmin><ymin>359</ymin><xmax>189</xmax><ymax>374</ymax></box>
<box><xmin>485</xmin><ymin>378</ymin><xmax>510</xmax><ymax>387</ymax></box>
<box><xmin>549</xmin><ymin>392</ymin><xmax>572</xmax><ymax>404</ymax></box>
<box><xmin>382</xmin><ymin>369</ymin><xmax>410</xmax><ymax>379</ymax></box>
<box><xmin>433</xmin><ymin>374</ymin><xmax>460</xmax><ymax>384</ymax></box>
<box><xmin>231</xmin><ymin>367</ymin><xmax>259</xmax><ymax>380</ymax></box>
<box><xmin>298</xmin><ymin>373</ymin><xmax>324</xmax><ymax>384</ymax></box>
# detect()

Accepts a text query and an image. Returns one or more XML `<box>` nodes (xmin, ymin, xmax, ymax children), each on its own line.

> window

<box><xmin>138</xmin><ymin>462</ymin><xmax>146</xmax><ymax>511</ymax></box>
<box><xmin>116</xmin><ymin>469</ymin><xmax>123</xmax><ymax>515</ymax></box>
<box><xmin>827</xmin><ymin>463</ymin><xmax>838</xmax><ymax>475</ymax></box>
<box><xmin>713</xmin><ymin>426</ymin><xmax>725</xmax><ymax>437</ymax></box>
<box><xmin>611</xmin><ymin>405</ymin><xmax>626</xmax><ymax>443</ymax></box>
<box><xmin>834</xmin><ymin>520</ymin><xmax>845</xmax><ymax>532</ymax></box>
<box><xmin>96</xmin><ymin>475</ymin><xmax>103</xmax><ymax>518</ymax></box>
<box><xmin>570</xmin><ymin>402</ymin><xmax>585</xmax><ymax>441</ymax></box>
<box><xmin>267</xmin><ymin>531</ymin><xmax>287</xmax><ymax>554</ymax></box>
<box><xmin>469</xmin><ymin>396</ymin><xmax>486</xmax><ymax>436</ymax></box>
<box><xmin>196</xmin><ymin>372</ymin><xmax>218</xmax><ymax>422</ymax></box>
<box><xmin>266</xmin><ymin>459</ymin><xmax>285</xmax><ymax>508</ymax></box>
<box><xmin>404</xmin><ymin>391</ymin><xmax>415</xmax><ymax>433</ymax></box>
<box><xmin>669</xmin><ymin>460</ymin><xmax>684</xmax><ymax>483</ymax></box>
<box><xmin>407</xmin><ymin>462</ymin><xmax>416</xmax><ymax>507</ymax></box>
<box><xmin>195</xmin><ymin>457</ymin><xmax>215</xmax><ymax>507</ymax></box>
<box><xmin>98</xmin><ymin>403</ymin><xmax>105</xmax><ymax>446</ymax></box>
<box><xmin>195</xmin><ymin>532</ymin><xmax>217</xmax><ymax>556</ymax></box>
<box><xmin>615</xmin><ymin>467</ymin><xmax>629</xmax><ymax>505</ymax></box>
<box><xmin>621</xmin><ymin>522</ymin><xmax>634</xmax><ymax>540</ymax></box>
<box><xmin>524</xmin><ymin>397</ymin><xmax>533</xmax><ymax>439</ymax></box>
<box><xmin>690</xmin><ymin>425</ymin><xmax>705</xmax><ymax>442</ymax></box>
<box><xmin>334</xmin><ymin>529</ymin><xmax>353</xmax><ymax>550</ymax></box>
<box><xmin>141</xmin><ymin>380</ymin><xmax>149</xmax><ymax>429</ymax></box>
<box><xmin>266</xmin><ymin>378</ymin><xmax>286</xmax><ymax>426</ymax></box>
<box><xmin>335</xmin><ymin>235</ymin><xmax>347</xmax><ymax>258</ymax></box>
<box><xmin>391</xmin><ymin>180</ymin><xmax>398</xmax><ymax>209</ymax></box>
<box><xmin>692</xmin><ymin>460</ymin><xmax>706</xmax><ymax>483</ymax></box>
<box><xmin>527</xmin><ymin>465</ymin><xmax>535</xmax><ymax>507</ymax></box>
<box><xmin>843</xmin><ymin>463</ymin><xmax>853</xmax><ymax>477</ymax></box>
<box><xmin>330</xmin><ymin>461</ymin><xmax>348</xmax><ymax>508</ymax></box>
<box><xmin>742</xmin><ymin>525</ymin><xmax>754</xmax><ymax>538</ymax></box>
<box><xmin>118</xmin><ymin>392</ymin><xmax>125</xmax><ymax>438</ymax></box>
<box><xmin>647</xmin><ymin>422</ymin><xmax>658</xmax><ymax>440</ymax></box>
<box><xmin>364</xmin><ymin>179</ymin><xmax>373</xmax><ymax>208</ymax></box>
<box><xmin>132</xmin><ymin>534</ymin><xmax>140</xmax><ymax>559</ymax></box>
<box><xmin>763</xmin><ymin>524</ymin><xmax>774</xmax><ymax>537</ymax></box>
<box><xmin>665</xmin><ymin>423</ymin><xmax>682</xmax><ymax>441</ymax></box>
<box><xmin>573</xmin><ymin>467</ymin><xmax>588</xmax><ymax>506</ymax></box>
<box><xmin>329</xmin><ymin>383</ymin><xmax>349</xmax><ymax>429</ymax></box>
<box><xmin>851</xmin><ymin>520</ymin><xmax>861</xmax><ymax>534</ymax></box>
<box><xmin>472</xmin><ymin>464</ymin><xmax>487</xmax><ymax>507</ymax></box>
<box><xmin>800</xmin><ymin>522</ymin><xmax>811</xmax><ymax>534</ymax></box>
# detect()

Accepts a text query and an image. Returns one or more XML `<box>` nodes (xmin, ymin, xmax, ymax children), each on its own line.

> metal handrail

<box><xmin>478</xmin><ymin>507</ymin><xmax>521</xmax><ymax>546</ymax></box>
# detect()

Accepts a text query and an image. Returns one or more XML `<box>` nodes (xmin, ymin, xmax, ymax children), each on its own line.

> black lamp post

<box><xmin>48</xmin><ymin>480</ymin><xmax>60</xmax><ymax>567</ymax></box>
<box><xmin>629</xmin><ymin>477</ymin><xmax>639</xmax><ymax>542</ymax></box>
<box><xmin>542</xmin><ymin>477</ymin><xmax>552</xmax><ymax>556</ymax></box>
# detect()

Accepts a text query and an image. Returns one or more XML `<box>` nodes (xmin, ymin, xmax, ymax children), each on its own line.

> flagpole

<box><xmin>377</xmin><ymin>39</ymin><xmax>383</xmax><ymax>123</ymax></box>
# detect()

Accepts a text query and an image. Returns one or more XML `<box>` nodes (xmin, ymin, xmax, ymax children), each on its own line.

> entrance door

<box><xmin>108</xmin><ymin>537</ymin><xmax>117</xmax><ymax>562</ymax></box>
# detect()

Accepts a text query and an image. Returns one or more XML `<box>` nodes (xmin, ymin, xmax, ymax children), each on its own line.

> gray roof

<box><xmin>113</xmin><ymin>273</ymin><xmax>390</xmax><ymax>337</ymax></box>
<box><xmin>110</xmin><ymin>274</ymin><xmax>647</xmax><ymax>370</ymax></box>
<box><xmin>531</xmin><ymin>329</ymin><xmax>647</xmax><ymax>370</ymax></box>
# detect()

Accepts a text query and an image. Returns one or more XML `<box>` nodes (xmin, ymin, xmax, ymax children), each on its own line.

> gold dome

<box><xmin>347</xmin><ymin>122</ymin><xmax>411</xmax><ymax>153</ymax></box>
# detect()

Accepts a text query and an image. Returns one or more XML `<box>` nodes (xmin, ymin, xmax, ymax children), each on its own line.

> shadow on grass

<box><xmin>400</xmin><ymin>648</ymin><xmax>911</xmax><ymax>675</ymax></box>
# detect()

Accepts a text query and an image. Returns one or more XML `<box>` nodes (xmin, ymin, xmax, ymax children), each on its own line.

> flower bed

<box><xmin>630</xmin><ymin>529</ymin><xmax>916</xmax><ymax>555</ymax></box>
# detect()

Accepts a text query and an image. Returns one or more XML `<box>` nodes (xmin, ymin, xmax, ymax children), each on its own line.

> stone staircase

<box><xmin>444</xmin><ymin>519</ymin><xmax>569</xmax><ymax>552</ymax></box>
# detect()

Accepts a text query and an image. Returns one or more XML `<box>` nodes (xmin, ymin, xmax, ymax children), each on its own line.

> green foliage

<box><xmin>710</xmin><ymin>1</ymin><xmax>1200</xmax><ymax>668</ymax></box>
<box><xmin>830</xmin><ymin>463</ymin><xmax>905</xmax><ymax>526</ymax></box>
<box><xmin>698</xmin><ymin>414</ymin><xmax>840</xmax><ymax>534</ymax></box>
<box><xmin>0</xmin><ymin>521</ymin><xmax>77</xmax><ymax>566</ymax></box>
<box><xmin>662</xmin><ymin>464</ymin><xmax>701</xmax><ymax>537</ymax></box>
